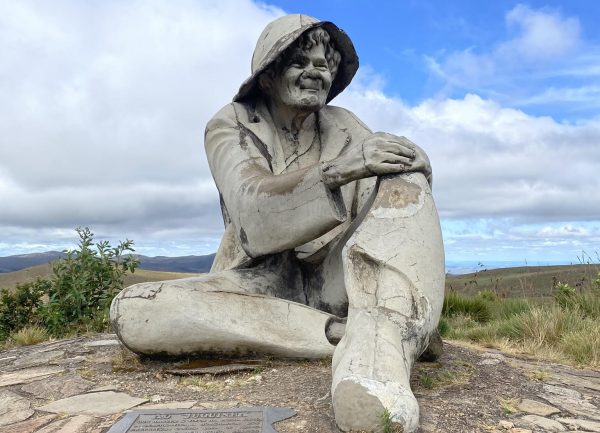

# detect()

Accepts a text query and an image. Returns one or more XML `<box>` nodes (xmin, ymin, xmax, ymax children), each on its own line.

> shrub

<box><xmin>0</xmin><ymin>279</ymin><xmax>49</xmax><ymax>340</ymax></box>
<box><xmin>0</xmin><ymin>227</ymin><xmax>139</xmax><ymax>340</ymax></box>
<box><xmin>39</xmin><ymin>227</ymin><xmax>139</xmax><ymax>336</ymax></box>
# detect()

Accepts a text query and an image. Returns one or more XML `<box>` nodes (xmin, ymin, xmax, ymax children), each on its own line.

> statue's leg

<box><xmin>110</xmin><ymin>257</ymin><xmax>337</xmax><ymax>359</ymax></box>
<box><xmin>330</xmin><ymin>173</ymin><xmax>445</xmax><ymax>433</ymax></box>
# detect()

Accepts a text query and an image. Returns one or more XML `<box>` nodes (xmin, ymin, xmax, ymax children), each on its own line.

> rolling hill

<box><xmin>0</xmin><ymin>262</ymin><xmax>201</xmax><ymax>291</ymax></box>
<box><xmin>0</xmin><ymin>252</ymin><xmax>216</xmax><ymax>274</ymax></box>
<box><xmin>445</xmin><ymin>263</ymin><xmax>600</xmax><ymax>298</ymax></box>
<box><xmin>2</xmin><ymin>256</ymin><xmax>598</xmax><ymax>299</ymax></box>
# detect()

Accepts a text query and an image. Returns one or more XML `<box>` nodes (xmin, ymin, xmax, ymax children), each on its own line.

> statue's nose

<box><xmin>302</xmin><ymin>69</ymin><xmax>323</xmax><ymax>80</ymax></box>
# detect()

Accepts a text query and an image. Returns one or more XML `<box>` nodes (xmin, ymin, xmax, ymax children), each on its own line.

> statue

<box><xmin>110</xmin><ymin>14</ymin><xmax>445</xmax><ymax>433</ymax></box>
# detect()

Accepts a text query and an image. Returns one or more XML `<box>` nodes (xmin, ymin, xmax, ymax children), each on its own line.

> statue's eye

<box><xmin>314</xmin><ymin>58</ymin><xmax>329</xmax><ymax>69</ymax></box>
<box><xmin>288</xmin><ymin>53</ymin><xmax>309</xmax><ymax>68</ymax></box>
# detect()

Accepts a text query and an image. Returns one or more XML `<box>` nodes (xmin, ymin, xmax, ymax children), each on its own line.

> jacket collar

<box><xmin>236</xmin><ymin>102</ymin><xmax>351</xmax><ymax>171</ymax></box>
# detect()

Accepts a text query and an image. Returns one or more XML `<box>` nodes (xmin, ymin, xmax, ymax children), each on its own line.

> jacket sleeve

<box><xmin>205</xmin><ymin>103</ymin><xmax>347</xmax><ymax>258</ymax></box>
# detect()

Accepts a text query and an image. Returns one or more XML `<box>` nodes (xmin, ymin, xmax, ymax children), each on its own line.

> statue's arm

<box><xmin>205</xmin><ymin>104</ymin><xmax>347</xmax><ymax>258</ymax></box>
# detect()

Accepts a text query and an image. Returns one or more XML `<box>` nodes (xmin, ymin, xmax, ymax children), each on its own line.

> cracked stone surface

<box><xmin>1</xmin><ymin>413</ymin><xmax>57</xmax><ymax>433</ymax></box>
<box><xmin>21</xmin><ymin>375</ymin><xmax>94</xmax><ymax>400</ymax></box>
<box><xmin>35</xmin><ymin>415</ymin><xmax>94</xmax><ymax>433</ymax></box>
<box><xmin>39</xmin><ymin>391</ymin><xmax>148</xmax><ymax>416</ymax></box>
<box><xmin>0</xmin><ymin>366</ymin><xmax>64</xmax><ymax>387</ymax></box>
<box><xmin>518</xmin><ymin>414</ymin><xmax>566</xmax><ymax>431</ymax></box>
<box><xmin>11</xmin><ymin>350</ymin><xmax>65</xmax><ymax>369</ymax></box>
<box><xmin>0</xmin><ymin>335</ymin><xmax>599</xmax><ymax>432</ymax></box>
<box><xmin>556</xmin><ymin>417</ymin><xmax>600</xmax><ymax>432</ymax></box>
<box><xmin>517</xmin><ymin>398</ymin><xmax>561</xmax><ymax>416</ymax></box>
<box><xmin>0</xmin><ymin>390</ymin><xmax>34</xmax><ymax>426</ymax></box>
<box><xmin>541</xmin><ymin>384</ymin><xmax>600</xmax><ymax>421</ymax></box>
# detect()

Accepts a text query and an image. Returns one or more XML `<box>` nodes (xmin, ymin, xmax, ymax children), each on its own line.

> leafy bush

<box><xmin>0</xmin><ymin>280</ymin><xmax>48</xmax><ymax>340</ymax></box>
<box><xmin>0</xmin><ymin>227</ymin><xmax>139</xmax><ymax>340</ymax></box>
<box><xmin>39</xmin><ymin>227</ymin><xmax>139</xmax><ymax>336</ymax></box>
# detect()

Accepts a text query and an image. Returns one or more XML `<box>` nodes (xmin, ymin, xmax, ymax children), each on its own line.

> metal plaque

<box><xmin>106</xmin><ymin>407</ymin><xmax>296</xmax><ymax>433</ymax></box>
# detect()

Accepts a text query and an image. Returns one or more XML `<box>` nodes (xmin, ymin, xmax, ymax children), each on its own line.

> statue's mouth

<box><xmin>299</xmin><ymin>80</ymin><xmax>321</xmax><ymax>91</ymax></box>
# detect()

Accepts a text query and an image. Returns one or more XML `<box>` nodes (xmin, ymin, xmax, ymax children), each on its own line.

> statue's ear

<box><xmin>257</xmin><ymin>71</ymin><xmax>273</xmax><ymax>94</ymax></box>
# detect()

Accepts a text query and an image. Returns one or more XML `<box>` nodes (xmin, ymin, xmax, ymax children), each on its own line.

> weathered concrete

<box><xmin>332</xmin><ymin>174</ymin><xmax>444</xmax><ymax>432</ymax></box>
<box><xmin>110</xmin><ymin>13</ymin><xmax>444</xmax><ymax>433</ymax></box>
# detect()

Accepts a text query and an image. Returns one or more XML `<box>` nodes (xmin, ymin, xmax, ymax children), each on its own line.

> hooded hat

<box><xmin>233</xmin><ymin>14</ymin><xmax>359</xmax><ymax>104</ymax></box>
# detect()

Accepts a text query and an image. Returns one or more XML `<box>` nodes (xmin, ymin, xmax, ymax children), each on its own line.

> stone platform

<box><xmin>0</xmin><ymin>334</ymin><xmax>599</xmax><ymax>432</ymax></box>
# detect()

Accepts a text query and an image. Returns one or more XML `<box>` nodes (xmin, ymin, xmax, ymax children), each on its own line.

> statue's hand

<box><xmin>321</xmin><ymin>132</ymin><xmax>431</xmax><ymax>188</ymax></box>
<box><xmin>395</xmin><ymin>135</ymin><xmax>432</xmax><ymax>182</ymax></box>
<box><xmin>361</xmin><ymin>132</ymin><xmax>416</xmax><ymax>176</ymax></box>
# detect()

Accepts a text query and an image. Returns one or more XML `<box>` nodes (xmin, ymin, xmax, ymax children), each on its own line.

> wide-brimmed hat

<box><xmin>233</xmin><ymin>14</ymin><xmax>359</xmax><ymax>103</ymax></box>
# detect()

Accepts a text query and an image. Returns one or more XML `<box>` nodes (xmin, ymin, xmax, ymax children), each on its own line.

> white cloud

<box><xmin>339</xmin><ymin>75</ymin><xmax>600</xmax><ymax>225</ymax></box>
<box><xmin>502</xmin><ymin>4</ymin><xmax>580</xmax><ymax>60</ymax></box>
<box><xmin>0</xmin><ymin>1</ymin><xmax>598</xmax><ymax>264</ymax></box>
<box><xmin>0</xmin><ymin>0</ymin><xmax>283</xmax><ymax>255</ymax></box>
<box><xmin>425</xmin><ymin>4</ymin><xmax>599</xmax><ymax>111</ymax></box>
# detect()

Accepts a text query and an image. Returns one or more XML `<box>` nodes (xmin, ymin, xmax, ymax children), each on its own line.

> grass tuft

<box><xmin>443</xmin><ymin>292</ymin><xmax>491</xmax><ymax>323</ymax></box>
<box><xmin>498</xmin><ymin>397</ymin><xmax>519</xmax><ymax>414</ymax></box>
<box><xmin>10</xmin><ymin>325</ymin><xmax>49</xmax><ymax>346</ymax></box>
<box><xmin>380</xmin><ymin>408</ymin><xmax>402</xmax><ymax>433</ymax></box>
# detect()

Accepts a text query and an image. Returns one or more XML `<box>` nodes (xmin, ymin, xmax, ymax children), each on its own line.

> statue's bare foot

<box><xmin>330</xmin><ymin>310</ymin><xmax>420</xmax><ymax>432</ymax></box>
<box><xmin>333</xmin><ymin>375</ymin><xmax>419</xmax><ymax>432</ymax></box>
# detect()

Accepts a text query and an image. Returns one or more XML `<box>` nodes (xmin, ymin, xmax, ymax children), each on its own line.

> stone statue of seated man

<box><xmin>110</xmin><ymin>14</ymin><xmax>445</xmax><ymax>433</ymax></box>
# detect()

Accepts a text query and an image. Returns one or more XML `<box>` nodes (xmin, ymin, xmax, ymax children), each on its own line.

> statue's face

<box><xmin>269</xmin><ymin>42</ymin><xmax>332</xmax><ymax>112</ymax></box>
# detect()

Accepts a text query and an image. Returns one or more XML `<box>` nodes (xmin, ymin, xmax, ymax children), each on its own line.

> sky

<box><xmin>1</xmin><ymin>0</ymin><xmax>599</xmax><ymax>270</ymax></box>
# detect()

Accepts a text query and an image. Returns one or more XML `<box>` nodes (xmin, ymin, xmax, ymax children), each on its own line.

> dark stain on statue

<box><xmin>375</xmin><ymin>177</ymin><xmax>422</xmax><ymax>209</ymax></box>
<box><xmin>239</xmin><ymin>227</ymin><xmax>249</xmax><ymax>246</ymax></box>
<box><xmin>239</xmin><ymin>127</ymin><xmax>248</xmax><ymax>150</ymax></box>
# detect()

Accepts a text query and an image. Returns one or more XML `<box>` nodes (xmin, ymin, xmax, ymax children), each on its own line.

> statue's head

<box><xmin>234</xmin><ymin>14</ymin><xmax>359</xmax><ymax>108</ymax></box>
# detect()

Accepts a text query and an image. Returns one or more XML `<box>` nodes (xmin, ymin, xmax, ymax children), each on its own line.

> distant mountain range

<box><xmin>0</xmin><ymin>251</ymin><xmax>216</xmax><ymax>274</ymax></box>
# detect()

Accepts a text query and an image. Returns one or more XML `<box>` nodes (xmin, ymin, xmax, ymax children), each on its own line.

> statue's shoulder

<box><xmin>207</xmin><ymin>102</ymin><xmax>251</xmax><ymax>128</ymax></box>
<box><xmin>322</xmin><ymin>105</ymin><xmax>372</xmax><ymax>133</ymax></box>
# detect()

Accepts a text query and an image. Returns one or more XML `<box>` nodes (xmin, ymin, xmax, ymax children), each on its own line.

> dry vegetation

<box><xmin>441</xmin><ymin>270</ymin><xmax>600</xmax><ymax>368</ymax></box>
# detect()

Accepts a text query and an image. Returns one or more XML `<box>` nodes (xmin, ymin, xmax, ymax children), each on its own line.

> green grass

<box><xmin>380</xmin><ymin>408</ymin><xmax>402</xmax><ymax>433</ymax></box>
<box><xmin>440</xmin><ymin>276</ymin><xmax>600</xmax><ymax>368</ymax></box>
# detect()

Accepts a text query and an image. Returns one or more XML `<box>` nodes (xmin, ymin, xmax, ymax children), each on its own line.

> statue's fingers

<box><xmin>381</xmin><ymin>141</ymin><xmax>416</xmax><ymax>158</ymax></box>
<box><xmin>377</xmin><ymin>162</ymin><xmax>408</xmax><ymax>174</ymax></box>
<box><xmin>379</xmin><ymin>152</ymin><xmax>412</xmax><ymax>165</ymax></box>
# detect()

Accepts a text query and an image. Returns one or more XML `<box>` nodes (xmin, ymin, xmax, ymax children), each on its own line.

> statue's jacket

<box><xmin>205</xmin><ymin>101</ymin><xmax>375</xmax><ymax>272</ymax></box>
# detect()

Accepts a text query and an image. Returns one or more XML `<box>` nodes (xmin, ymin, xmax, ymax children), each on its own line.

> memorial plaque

<box><xmin>106</xmin><ymin>407</ymin><xmax>295</xmax><ymax>433</ymax></box>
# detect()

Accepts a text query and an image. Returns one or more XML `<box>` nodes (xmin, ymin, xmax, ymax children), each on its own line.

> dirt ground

<box><xmin>1</xmin><ymin>334</ymin><xmax>599</xmax><ymax>433</ymax></box>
